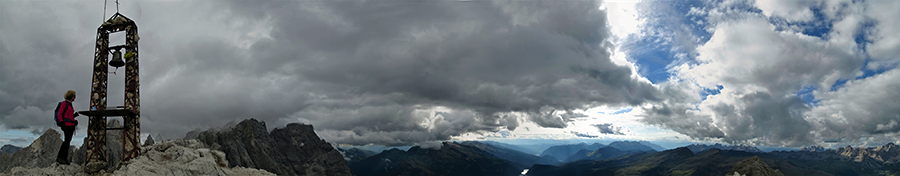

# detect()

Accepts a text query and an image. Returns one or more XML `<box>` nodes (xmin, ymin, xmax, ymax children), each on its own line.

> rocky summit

<box><xmin>196</xmin><ymin>118</ymin><xmax>353</xmax><ymax>176</ymax></box>
<box><xmin>725</xmin><ymin>156</ymin><xmax>784</xmax><ymax>176</ymax></box>
<box><xmin>0</xmin><ymin>139</ymin><xmax>274</xmax><ymax>176</ymax></box>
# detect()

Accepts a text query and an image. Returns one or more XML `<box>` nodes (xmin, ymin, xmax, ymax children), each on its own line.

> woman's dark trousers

<box><xmin>57</xmin><ymin>126</ymin><xmax>75</xmax><ymax>164</ymax></box>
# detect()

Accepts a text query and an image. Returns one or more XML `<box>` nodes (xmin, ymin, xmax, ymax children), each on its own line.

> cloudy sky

<box><xmin>1</xmin><ymin>0</ymin><xmax>898</xmax><ymax>149</ymax></box>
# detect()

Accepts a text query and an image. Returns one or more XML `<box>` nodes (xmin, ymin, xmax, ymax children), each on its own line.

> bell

<box><xmin>110</xmin><ymin>49</ymin><xmax>125</xmax><ymax>68</ymax></box>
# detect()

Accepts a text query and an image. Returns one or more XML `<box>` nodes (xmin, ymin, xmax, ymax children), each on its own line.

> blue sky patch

<box><xmin>699</xmin><ymin>85</ymin><xmax>723</xmax><ymax>101</ymax></box>
<box><xmin>796</xmin><ymin>85</ymin><xmax>820</xmax><ymax>106</ymax></box>
<box><xmin>769</xmin><ymin>5</ymin><xmax>832</xmax><ymax>40</ymax></box>
<box><xmin>598</xmin><ymin>108</ymin><xmax>633</xmax><ymax>115</ymax></box>
<box><xmin>625</xmin><ymin>0</ymin><xmax>712</xmax><ymax>84</ymax></box>
<box><xmin>830</xmin><ymin>19</ymin><xmax>896</xmax><ymax>91</ymax></box>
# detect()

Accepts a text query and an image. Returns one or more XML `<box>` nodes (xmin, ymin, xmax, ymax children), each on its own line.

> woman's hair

<box><xmin>64</xmin><ymin>90</ymin><xmax>76</xmax><ymax>100</ymax></box>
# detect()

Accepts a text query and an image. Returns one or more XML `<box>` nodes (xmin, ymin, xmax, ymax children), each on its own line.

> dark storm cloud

<box><xmin>592</xmin><ymin>123</ymin><xmax>627</xmax><ymax>135</ymax></box>
<box><xmin>213</xmin><ymin>0</ymin><xmax>664</xmax><ymax>145</ymax></box>
<box><xmin>570</xmin><ymin>131</ymin><xmax>598</xmax><ymax>138</ymax></box>
<box><xmin>642</xmin><ymin>82</ymin><xmax>817</xmax><ymax>146</ymax></box>
<box><xmin>0</xmin><ymin>2</ymin><xmax>99</xmax><ymax>133</ymax></box>
<box><xmin>714</xmin><ymin>92</ymin><xmax>814</xmax><ymax>146</ymax></box>
<box><xmin>1</xmin><ymin>0</ymin><xmax>663</xmax><ymax>145</ymax></box>
<box><xmin>641</xmin><ymin>103</ymin><xmax>725</xmax><ymax>139</ymax></box>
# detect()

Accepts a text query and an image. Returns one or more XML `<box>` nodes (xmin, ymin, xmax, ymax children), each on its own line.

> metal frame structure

<box><xmin>78</xmin><ymin>13</ymin><xmax>140</xmax><ymax>172</ymax></box>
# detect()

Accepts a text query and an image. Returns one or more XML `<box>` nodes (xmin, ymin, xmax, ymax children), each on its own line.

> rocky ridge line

<box><xmin>195</xmin><ymin>118</ymin><xmax>354</xmax><ymax>176</ymax></box>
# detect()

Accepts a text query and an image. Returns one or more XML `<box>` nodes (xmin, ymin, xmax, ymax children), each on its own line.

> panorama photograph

<box><xmin>1</xmin><ymin>0</ymin><xmax>899</xmax><ymax>175</ymax></box>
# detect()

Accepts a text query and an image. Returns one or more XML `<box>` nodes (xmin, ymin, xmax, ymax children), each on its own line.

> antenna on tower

<box><xmin>103</xmin><ymin>0</ymin><xmax>107</xmax><ymax>21</ymax></box>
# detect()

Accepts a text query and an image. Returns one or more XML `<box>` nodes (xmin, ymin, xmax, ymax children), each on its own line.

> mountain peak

<box><xmin>671</xmin><ymin>147</ymin><xmax>695</xmax><ymax>156</ymax></box>
<box><xmin>0</xmin><ymin>129</ymin><xmax>65</xmax><ymax>173</ymax></box>
<box><xmin>875</xmin><ymin>143</ymin><xmax>897</xmax><ymax>152</ymax></box>
<box><xmin>608</xmin><ymin>141</ymin><xmax>656</xmax><ymax>152</ymax></box>
<box><xmin>540</xmin><ymin>142</ymin><xmax>607</xmax><ymax>161</ymax></box>
<box><xmin>1</xmin><ymin>145</ymin><xmax>22</xmax><ymax>155</ymax></box>
<box><xmin>726</xmin><ymin>156</ymin><xmax>784</xmax><ymax>176</ymax></box>
<box><xmin>196</xmin><ymin>118</ymin><xmax>352</xmax><ymax>176</ymax></box>
<box><xmin>351</xmin><ymin>141</ymin><xmax>521</xmax><ymax>176</ymax></box>
<box><xmin>799</xmin><ymin>145</ymin><xmax>826</xmax><ymax>152</ymax></box>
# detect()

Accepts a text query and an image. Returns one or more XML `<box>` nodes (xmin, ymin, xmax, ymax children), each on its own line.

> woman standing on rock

<box><xmin>55</xmin><ymin>90</ymin><xmax>80</xmax><ymax>165</ymax></box>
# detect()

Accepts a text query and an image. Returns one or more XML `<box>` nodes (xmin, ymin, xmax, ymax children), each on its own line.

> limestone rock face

<box><xmin>835</xmin><ymin>143</ymin><xmax>900</xmax><ymax>164</ymax></box>
<box><xmin>3</xmin><ymin>162</ymin><xmax>89</xmax><ymax>176</ymax></box>
<box><xmin>112</xmin><ymin>139</ymin><xmax>274</xmax><ymax>176</ymax></box>
<box><xmin>0</xmin><ymin>129</ymin><xmax>75</xmax><ymax>173</ymax></box>
<box><xmin>725</xmin><ymin>156</ymin><xmax>785</xmax><ymax>176</ymax></box>
<box><xmin>0</xmin><ymin>153</ymin><xmax>9</xmax><ymax>167</ymax></box>
<box><xmin>196</xmin><ymin>119</ymin><xmax>353</xmax><ymax>176</ymax></box>
<box><xmin>72</xmin><ymin>137</ymin><xmax>87</xmax><ymax>165</ymax></box>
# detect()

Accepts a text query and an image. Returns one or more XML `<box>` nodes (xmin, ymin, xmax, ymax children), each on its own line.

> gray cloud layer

<box><xmin>592</xmin><ymin>123</ymin><xmax>627</xmax><ymax>135</ymax></box>
<box><xmin>1</xmin><ymin>0</ymin><xmax>662</xmax><ymax>146</ymax></box>
<box><xmin>638</xmin><ymin>0</ymin><xmax>900</xmax><ymax>147</ymax></box>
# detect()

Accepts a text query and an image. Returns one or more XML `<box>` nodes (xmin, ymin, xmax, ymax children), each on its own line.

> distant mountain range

<box><xmin>526</xmin><ymin>143</ymin><xmax>900</xmax><ymax>176</ymax></box>
<box><xmin>799</xmin><ymin>145</ymin><xmax>826</xmax><ymax>152</ymax></box>
<box><xmin>527</xmin><ymin>148</ymin><xmax>830</xmax><ymax>176</ymax></box>
<box><xmin>607</xmin><ymin>141</ymin><xmax>659</xmax><ymax>152</ymax></box>
<box><xmin>349</xmin><ymin>142</ymin><xmax>522</xmax><ymax>176</ymax></box>
<box><xmin>564</xmin><ymin>146</ymin><xmax>646</xmax><ymax>162</ymax></box>
<box><xmin>338</xmin><ymin>148</ymin><xmax>378</xmax><ymax>166</ymax></box>
<box><xmin>458</xmin><ymin>141</ymin><xmax>559</xmax><ymax>168</ymax></box>
<box><xmin>341</xmin><ymin>141</ymin><xmax>899</xmax><ymax>176</ymax></box>
<box><xmin>478</xmin><ymin>141</ymin><xmax>547</xmax><ymax>155</ymax></box>
<box><xmin>345</xmin><ymin>140</ymin><xmax>664</xmax><ymax>176</ymax></box>
<box><xmin>686</xmin><ymin>143</ymin><xmax>763</xmax><ymax>154</ymax></box>
<box><xmin>0</xmin><ymin>145</ymin><xmax>22</xmax><ymax>155</ymax></box>
<box><xmin>539</xmin><ymin>142</ymin><xmax>606</xmax><ymax>161</ymax></box>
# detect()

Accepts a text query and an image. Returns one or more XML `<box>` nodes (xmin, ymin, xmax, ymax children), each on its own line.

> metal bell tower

<box><xmin>78</xmin><ymin>12</ymin><xmax>141</xmax><ymax>172</ymax></box>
